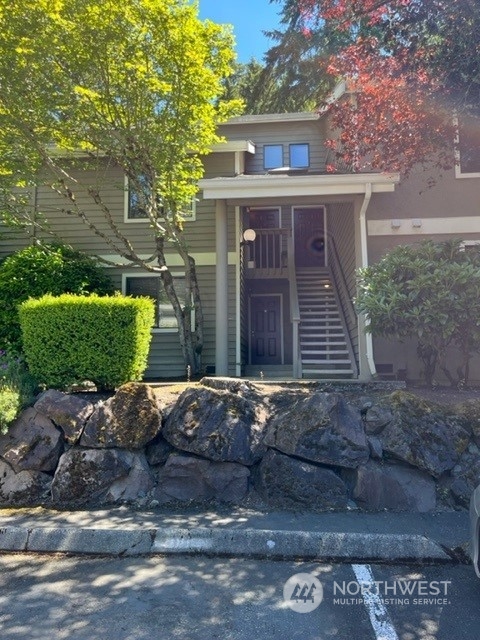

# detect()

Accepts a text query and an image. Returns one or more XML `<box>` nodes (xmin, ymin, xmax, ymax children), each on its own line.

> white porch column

<box><xmin>215</xmin><ymin>198</ymin><xmax>229</xmax><ymax>376</ymax></box>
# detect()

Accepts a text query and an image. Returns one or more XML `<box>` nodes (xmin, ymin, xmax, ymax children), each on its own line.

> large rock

<box><xmin>52</xmin><ymin>448</ymin><xmax>133</xmax><ymax>504</ymax></box>
<box><xmin>0</xmin><ymin>407</ymin><xmax>63</xmax><ymax>472</ymax></box>
<box><xmin>454</xmin><ymin>399</ymin><xmax>480</xmax><ymax>446</ymax></box>
<box><xmin>353</xmin><ymin>460</ymin><xmax>436</xmax><ymax>512</ymax></box>
<box><xmin>80</xmin><ymin>382</ymin><xmax>162</xmax><ymax>449</ymax></box>
<box><xmin>0</xmin><ymin>459</ymin><xmax>51</xmax><ymax>505</ymax></box>
<box><xmin>378</xmin><ymin>391</ymin><xmax>470</xmax><ymax>478</ymax></box>
<box><xmin>153</xmin><ymin>452</ymin><xmax>250</xmax><ymax>504</ymax></box>
<box><xmin>162</xmin><ymin>387</ymin><xmax>267</xmax><ymax>465</ymax></box>
<box><xmin>254</xmin><ymin>449</ymin><xmax>348</xmax><ymax>510</ymax></box>
<box><xmin>146</xmin><ymin>435</ymin><xmax>174</xmax><ymax>466</ymax></box>
<box><xmin>364</xmin><ymin>404</ymin><xmax>394</xmax><ymax>435</ymax></box>
<box><xmin>106</xmin><ymin>452</ymin><xmax>155</xmax><ymax>503</ymax></box>
<box><xmin>264</xmin><ymin>393</ymin><xmax>369</xmax><ymax>469</ymax></box>
<box><xmin>442</xmin><ymin>443</ymin><xmax>480</xmax><ymax>508</ymax></box>
<box><xmin>34</xmin><ymin>389</ymin><xmax>95</xmax><ymax>444</ymax></box>
<box><xmin>200</xmin><ymin>376</ymin><xmax>254</xmax><ymax>395</ymax></box>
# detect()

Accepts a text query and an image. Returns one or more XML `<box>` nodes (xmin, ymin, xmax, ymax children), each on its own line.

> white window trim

<box><xmin>122</xmin><ymin>271</ymin><xmax>192</xmax><ymax>334</ymax></box>
<box><xmin>123</xmin><ymin>175</ymin><xmax>197</xmax><ymax>223</ymax></box>
<box><xmin>454</xmin><ymin>115</ymin><xmax>480</xmax><ymax>179</ymax></box>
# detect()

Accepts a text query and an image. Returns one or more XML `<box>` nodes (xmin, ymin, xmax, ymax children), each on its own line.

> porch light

<box><xmin>241</xmin><ymin>228</ymin><xmax>256</xmax><ymax>245</ymax></box>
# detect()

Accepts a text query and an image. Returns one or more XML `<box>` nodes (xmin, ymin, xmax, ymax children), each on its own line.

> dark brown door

<box><xmin>294</xmin><ymin>208</ymin><xmax>325</xmax><ymax>267</ymax></box>
<box><xmin>250</xmin><ymin>296</ymin><xmax>282</xmax><ymax>364</ymax></box>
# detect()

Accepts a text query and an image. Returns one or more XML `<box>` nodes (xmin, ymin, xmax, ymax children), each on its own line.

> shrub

<box><xmin>0</xmin><ymin>243</ymin><xmax>115</xmax><ymax>352</ymax></box>
<box><xmin>0</xmin><ymin>350</ymin><xmax>38</xmax><ymax>434</ymax></box>
<box><xmin>19</xmin><ymin>293</ymin><xmax>155</xmax><ymax>390</ymax></box>
<box><xmin>357</xmin><ymin>239</ymin><xmax>480</xmax><ymax>386</ymax></box>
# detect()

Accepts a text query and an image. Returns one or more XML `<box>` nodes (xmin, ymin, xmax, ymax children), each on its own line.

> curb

<box><xmin>0</xmin><ymin>525</ymin><xmax>453</xmax><ymax>563</ymax></box>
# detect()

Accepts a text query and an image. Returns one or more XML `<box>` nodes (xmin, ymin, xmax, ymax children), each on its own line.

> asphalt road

<box><xmin>0</xmin><ymin>554</ymin><xmax>479</xmax><ymax>640</ymax></box>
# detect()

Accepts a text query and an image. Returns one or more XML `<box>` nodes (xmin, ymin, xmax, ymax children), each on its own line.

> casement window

<box><xmin>289</xmin><ymin>143</ymin><xmax>310</xmax><ymax>168</ymax></box>
<box><xmin>263</xmin><ymin>144</ymin><xmax>283</xmax><ymax>170</ymax></box>
<box><xmin>124</xmin><ymin>175</ymin><xmax>196</xmax><ymax>222</ymax></box>
<box><xmin>123</xmin><ymin>272</ymin><xmax>190</xmax><ymax>332</ymax></box>
<box><xmin>455</xmin><ymin>114</ymin><xmax>480</xmax><ymax>178</ymax></box>
<box><xmin>263</xmin><ymin>143</ymin><xmax>310</xmax><ymax>170</ymax></box>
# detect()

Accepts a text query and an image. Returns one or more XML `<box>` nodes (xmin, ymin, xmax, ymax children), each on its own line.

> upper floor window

<box><xmin>124</xmin><ymin>175</ymin><xmax>196</xmax><ymax>222</ymax></box>
<box><xmin>290</xmin><ymin>143</ymin><xmax>310</xmax><ymax>168</ymax></box>
<box><xmin>263</xmin><ymin>143</ymin><xmax>310</xmax><ymax>170</ymax></box>
<box><xmin>123</xmin><ymin>272</ymin><xmax>189</xmax><ymax>331</ymax></box>
<box><xmin>456</xmin><ymin>113</ymin><xmax>480</xmax><ymax>178</ymax></box>
<box><xmin>264</xmin><ymin>144</ymin><xmax>283</xmax><ymax>170</ymax></box>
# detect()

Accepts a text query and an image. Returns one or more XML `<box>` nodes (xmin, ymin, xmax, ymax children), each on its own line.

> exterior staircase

<box><xmin>296</xmin><ymin>267</ymin><xmax>357</xmax><ymax>378</ymax></box>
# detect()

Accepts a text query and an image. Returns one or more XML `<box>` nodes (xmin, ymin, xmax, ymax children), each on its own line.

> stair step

<box><xmin>300</xmin><ymin>316</ymin><xmax>343</xmax><ymax>329</ymax></box>
<box><xmin>301</xmin><ymin>340</ymin><xmax>347</xmax><ymax>345</ymax></box>
<box><xmin>302</xmin><ymin>353</ymin><xmax>352</xmax><ymax>365</ymax></box>
<box><xmin>301</xmin><ymin>350</ymin><xmax>349</xmax><ymax>355</ymax></box>
<box><xmin>302</xmin><ymin>370</ymin><xmax>355</xmax><ymax>376</ymax></box>
<box><xmin>301</xmin><ymin>314</ymin><xmax>340</xmax><ymax>318</ymax></box>
<box><xmin>299</xmin><ymin>300</ymin><xmax>338</xmax><ymax>309</ymax></box>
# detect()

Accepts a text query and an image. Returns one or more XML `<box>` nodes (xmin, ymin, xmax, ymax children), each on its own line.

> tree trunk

<box><xmin>155</xmin><ymin>236</ymin><xmax>204</xmax><ymax>377</ymax></box>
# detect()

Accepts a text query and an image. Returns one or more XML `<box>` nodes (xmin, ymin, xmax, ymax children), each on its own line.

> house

<box><xmin>1</xmin><ymin>109</ymin><xmax>479</xmax><ymax>383</ymax></box>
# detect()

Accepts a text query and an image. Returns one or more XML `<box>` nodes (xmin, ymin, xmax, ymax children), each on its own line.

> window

<box><xmin>264</xmin><ymin>144</ymin><xmax>283</xmax><ymax>170</ymax></box>
<box><xmin>290</xmin><ymin>143</ymin><xmax>309</xmax><ymax>168</ymax></box>
<box><xmin>123</xmin><ymin>273</ymin><xmax>189</xmax><ymax>331</ymax></box>
<box><xmin>456</xmin><ymin>114</ymin><xmax>480</xmax><ymax>178</ymax></box>
<box><xmin>127</xmin><ymin>175</ymin><xmax>155</xmax><ymax>220</ymax></box>
<box><xmin>124</xmin><ymin>175</ymin><xmax>196</xmax><ymax>222</ymax></box>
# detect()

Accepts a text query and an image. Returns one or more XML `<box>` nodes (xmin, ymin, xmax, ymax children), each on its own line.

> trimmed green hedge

<box><xmin>19</xmin><ymin>294</ymin><xmax>155</xmax><ymax>390</ymax></box>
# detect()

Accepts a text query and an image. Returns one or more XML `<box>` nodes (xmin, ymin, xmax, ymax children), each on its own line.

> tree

<box><xmin>0</xmin><ymin>244</ymin><xmax>114</xmax><ymax>353</ymax></box>
<box><xmin>0</xmin><ymin>0</ymin><xmax>242</xmax><ymax>375</ymax></box>
<box><xmin>280</xmin><ymin>0</ymin><xmax>480</xmax><ymax>174</ymax></box>
<box><xmin>356</xmin><ymin>240</ymin><xmax>480</xmax><ymax>387</ymax></box>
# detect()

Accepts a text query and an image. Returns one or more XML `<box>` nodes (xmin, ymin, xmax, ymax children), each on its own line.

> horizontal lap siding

<box><xmin>33</xmin><ymin>161</ymin><xmax>237</xmax><ymax>258</ymax></box>
<box><xmin>0</xmin><ymin>225</ymin><xmax>30</xmax><ymax>259</ymax></box>
<box><xmin>219</xmin><ymin>120</ymin><xmax>328</xmax><ymax>174</ymax></box>
<box><xmin>110</xmin><ymin>263</ymin><xmax>237</xmax><ymax>380</ymax></box>
<box><xmin>27</xmin><ymin>160</ymin><xmax>239</xmax><ymax>379</ymax></box>
<box><xmin>327</xmin><ymin>202</ymin><xmax>359</xmax><ymax>358</ymax></box>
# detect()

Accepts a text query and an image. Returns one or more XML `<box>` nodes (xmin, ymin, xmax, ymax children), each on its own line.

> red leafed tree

<box><xmin>291</xmin><ymin>0</ymin><xmax>480</xmax><ymax>175</ymax></box>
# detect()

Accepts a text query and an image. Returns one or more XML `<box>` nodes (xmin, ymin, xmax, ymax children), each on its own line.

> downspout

<box><xmin>359</xmin><ymin>183</ymin><xmax>376</xmax><ymax>376</ymax></box>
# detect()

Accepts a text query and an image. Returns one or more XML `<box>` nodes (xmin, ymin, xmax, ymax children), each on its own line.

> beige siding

<box><xmin>327</xmin><ymin>202</ymin><xmax>359</xmax><ymax>360</ymax></box>
<box><xmin>111</xmin><ymin>263</ymin><xmax>237</xmax><ymax>379</ymax></box>
<box><xmin>219</xmin><ymin>119</ymin><xmax>328</xmax><ymax>174</ymax></box>
<box><xmin>0</xmin><ymin>225</ymin><xmax>31</xmax><ymax>260</ymax></box>
<box><xmin>202</xmin><ymin>152</ymin><xmax>236</xmax><ymax>178</ymax></box>
<box><xmin>368</xmin><ymin>166</ymin><xmax>480</xmax><ymax>222</ymax></box>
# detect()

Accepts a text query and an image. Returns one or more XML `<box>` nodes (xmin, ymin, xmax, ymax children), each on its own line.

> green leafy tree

<box><xmin>356</xmin><ymin>240</ymin><xmax>480</xmax><ymax>387</ymax></box>
<box><xmin>0</xmin><ymin>0</ymin><xmax>242</xmax><ymax>375</ymax></box>
<box><xmin>0</xmin><ymin>244</ymin><xmax>114</xmax><ymax>352</ymax></box>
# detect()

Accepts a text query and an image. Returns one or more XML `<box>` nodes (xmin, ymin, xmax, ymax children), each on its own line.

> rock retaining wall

<box><xmin>0</xmin><ymin>378</ymin><xmax>478</xmax><ymax>512</ymax></box>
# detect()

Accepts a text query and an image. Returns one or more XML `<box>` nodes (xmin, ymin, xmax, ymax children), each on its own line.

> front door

<box><xmin>294</xmin><ymin>207</ymin><xmax>326</xmax><ymax>267</ymax></box>
<box><xmin>250</xmin><ymin>295</ymin><xmax>282</xmax><ymax>365</ymax></box>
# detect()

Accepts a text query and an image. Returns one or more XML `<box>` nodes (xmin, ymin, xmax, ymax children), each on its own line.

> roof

<box><xmin>222</xmin><ymin>112</ymin><xmax>321</xmax><ymax>126</ymax></box>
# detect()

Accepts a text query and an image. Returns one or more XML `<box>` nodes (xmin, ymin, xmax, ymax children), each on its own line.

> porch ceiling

<box><xmin>199</xmin><ymin>172</ymin><xmax>400</xmax><ymax>200</ymax></box>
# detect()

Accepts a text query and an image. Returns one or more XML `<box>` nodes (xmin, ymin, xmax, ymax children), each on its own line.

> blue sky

<box><xmin>198</xmin><ymin>1</ymin><xmax>282</xmax><ymax>63</ymax></box>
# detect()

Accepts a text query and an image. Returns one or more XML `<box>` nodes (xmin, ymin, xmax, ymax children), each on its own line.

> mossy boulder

<box><xmin>264</xmin><ymin>393</ymin><xmax>369</xmax><ymax>469</ymax></box>
<box><xmin>80</xmin><ymin>382</ymin><xmax>162</xmax><ymax>449</ymax></box>
<box><xmin>254</xmin><ymin>449</ymin><xmax>348</xmax><ymax>510</ymax></box>
<box><xmin>378</xmin><ymin>391</ymin><xmax>470</xmax><ymax>478</ymax></box>
<box><xmin>162</xmin><ymin>387</ymin><xmax>268</xmax><ymax>465</ymax></box>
